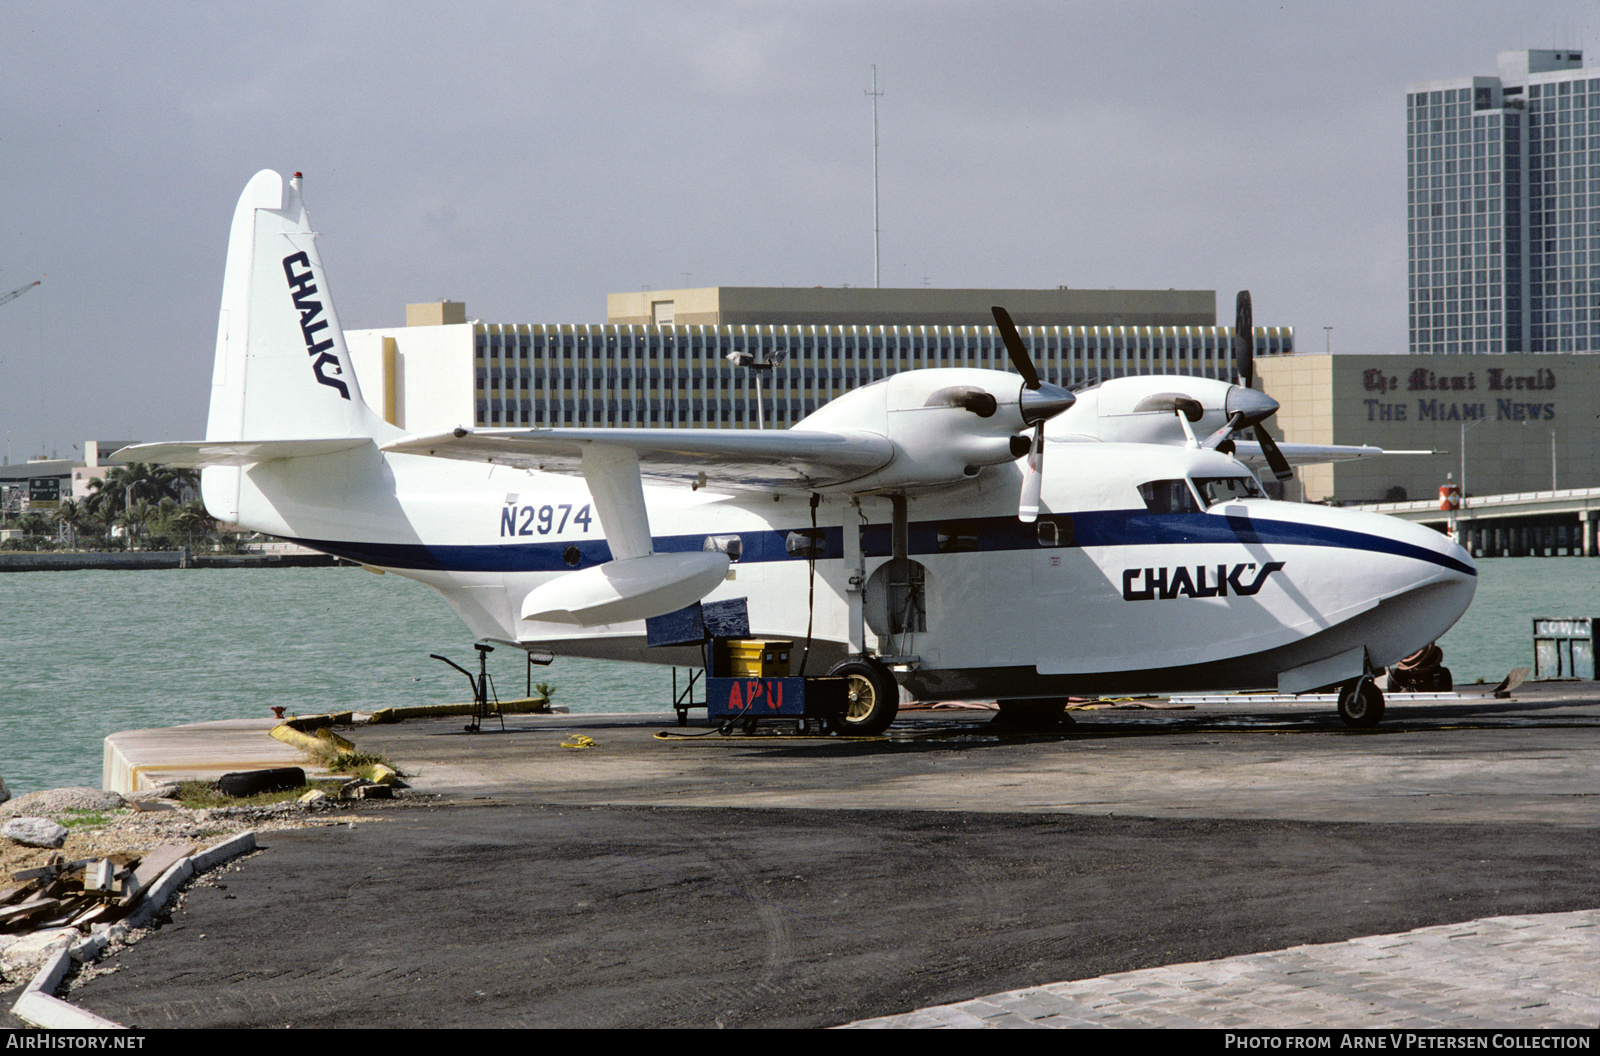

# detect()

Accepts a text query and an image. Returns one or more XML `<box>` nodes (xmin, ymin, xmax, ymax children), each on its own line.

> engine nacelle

<box><xmin>1051</xmin><ymin>375</ymin><xmax>1277</xmax><ymax>446</ymax></box>
<box><xmin>795</xmin><ymin>368</ymin><xmax>1072</xmax><ymax>492</ymax></box>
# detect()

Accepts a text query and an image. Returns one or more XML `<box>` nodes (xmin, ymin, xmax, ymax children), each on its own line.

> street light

<box><xmin>1460</xmin><ymin>416</ymin><xmax>1488</xmax><ymax>506</ymax></box>
<box><xmin>725</xmin><ymin>348</ymin><xmax>790</xmax><ymax>428</ymax></box>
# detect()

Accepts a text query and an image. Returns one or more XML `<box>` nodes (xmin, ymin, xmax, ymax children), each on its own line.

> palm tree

<box><xmin>56</xmin><ymin>498</ymin><xmax>94</xmax><ymax>549</ymax></box>
<box><xmin>114</xmin><ymin>499</ymin><xmax>153</xmax><ymax>550</ymax></box>
<box><xmin>86</xmin><ymin>463</ymin><xmax>197</xmax><ymax>520</ymax></box>
<box><xmin>170</xmin><ymin>500</ymin><xmax>217</xmax><ymax>547</ymax></box>
<box><xmin>16</xmin><ymin>511</ymin><xmax>50</xmax><ymax>541</ymax></box>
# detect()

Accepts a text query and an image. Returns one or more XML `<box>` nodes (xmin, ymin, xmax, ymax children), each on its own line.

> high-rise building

<box><xmin>1408</xmin><ymin>50</ymin><xmax>1597</xmax><ymax>354</ymax></box>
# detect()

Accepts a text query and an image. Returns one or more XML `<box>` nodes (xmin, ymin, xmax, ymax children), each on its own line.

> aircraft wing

<box><xmin>1231</xmin><ymin>441</ymin><xmax>1385</xmax><ymax>469</ymax></box>
<box><xmin>381</xmin><ymin>427</ymin><xmax>895</xmax><ymax>491</ymax></box>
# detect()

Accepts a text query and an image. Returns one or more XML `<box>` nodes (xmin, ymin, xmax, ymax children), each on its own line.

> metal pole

<box><xmin>1461</xmin><ymin>417</ymin><xmax>1487</xmax><ymax>507</ymax></box>
<box><xmin>866</xmin><ymin>66</ymin><xmax>883</xmax><ymax>289</ymax></box>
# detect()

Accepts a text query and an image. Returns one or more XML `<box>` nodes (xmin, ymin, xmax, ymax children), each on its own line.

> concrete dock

<box><xmin>103</xmin><ymin>717</ymin><xmax>328</xmax><ymax>793</ymax></box>
<box><xmin>33</xmin><ymin>686</ymin><xmax>1600</xmax><ymax>1028</ymax></box>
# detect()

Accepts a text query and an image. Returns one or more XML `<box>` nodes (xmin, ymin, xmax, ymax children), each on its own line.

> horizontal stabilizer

<box><xmin>521</xmin><ymin>551</ymin><xmax>731</xmax><ymax>626</ymax></box>
<box><xmin>383</xmin><ymin>427</ymin><xmax>894</xmax><ymax>491</ymax></box>
<box><xmin>115</xmin><ymin>438</ymin><xmax>372</xmax><ymax>468</ymax></box>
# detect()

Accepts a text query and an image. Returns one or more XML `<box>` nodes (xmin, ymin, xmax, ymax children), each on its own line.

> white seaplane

<box><xmin>125</xmin><ymin>171</ymin><xmax>1476</xmax><ymax>734</ymax></box>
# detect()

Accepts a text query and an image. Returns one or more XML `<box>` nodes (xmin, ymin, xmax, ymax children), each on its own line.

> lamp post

<box><xmin>725</xmin><ymin>348</ymin><xmax>790</xmax><ymax>428</ymax></box>
<box><xmin>1460</xmin><ymin>416</ymin><xmax>1488</xmax><ymax>507</ymax></box>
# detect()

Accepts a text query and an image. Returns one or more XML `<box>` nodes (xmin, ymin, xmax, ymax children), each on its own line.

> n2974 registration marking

<box><xmin>500</xmin><ymin>503</ymin><xmax>594</xmax><ymax>537</ymax></box>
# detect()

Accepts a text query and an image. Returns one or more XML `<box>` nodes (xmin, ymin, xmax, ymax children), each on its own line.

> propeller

<box><xmin>992</xmin><ymin>306</ymin><xmax>1075</xmax><ymax>522</ymax></box>
<box><xmin>1233</xmin><ymin>290</ymin><xmax>1293</xmax><ymax>483</ymax></box>
<box><xmin>1234</xmin><ymin>290</ymin><xmax>1254</xmax><ymax>389</ymax></box>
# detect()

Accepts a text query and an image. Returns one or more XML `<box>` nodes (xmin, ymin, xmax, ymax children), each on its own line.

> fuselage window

<box><xmin>703</xmin><ymin>534</ymin><xmax>743</xmax><ymax>562</ymax></box>
<box><xmin>785</xmin><ymin>528</ymin><xmax>825</xmax><ymax>558</ymax></box>
<box><xmin>1192</xmin><ymin>476</ymin><xmax>1265</xmax><ymax>507</ymax></box>
<box><xmin>936</xmin><ymin>522</ymin><xmax>981</xmax><ymax>553</ymax></box>
<box><xmin>1137</xmin><ymin>479</ymin><xmax>1201</xmax><ymax>515</ymax></box>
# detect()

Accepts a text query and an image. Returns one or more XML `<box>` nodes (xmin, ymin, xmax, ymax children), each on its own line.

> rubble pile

<box><xmin>1</xmin><ymin>843</ymin><xmax>194</xmax><ymax>936</ymax></box>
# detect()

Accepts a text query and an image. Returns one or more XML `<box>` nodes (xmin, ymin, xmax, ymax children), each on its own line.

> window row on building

<box><xmin>465</xmin><ymin>323</ymin><xmax>1290</xmax><ymax>428</ymax></box>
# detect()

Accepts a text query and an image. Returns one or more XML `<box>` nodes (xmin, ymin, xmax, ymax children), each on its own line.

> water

<box><xmin>1436</xmin><ymin>557</ymin><xmax>1600</xmax><ymax>686</ymax></box>
<box><xmin>1</xmin><ymin>559</ymin><xmax>1593</xmax><ymax>796</ymax></box>
<box><xmin>0</xmin><ymin>567</ymin><xmax>673</xmax><ymax>796</ymax></box>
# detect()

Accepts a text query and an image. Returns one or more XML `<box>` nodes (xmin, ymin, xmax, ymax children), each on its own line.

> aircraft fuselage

<box><xmin>212</xmin><ymin>438</ymin><xmax>1475</xmax><ymax>702</ymax></box>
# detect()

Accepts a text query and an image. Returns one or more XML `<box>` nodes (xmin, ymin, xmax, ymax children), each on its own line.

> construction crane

<box><xmin>0</xmin><ymin>277</ymin><xmax>43</xmax><ymax>309</ymax></box>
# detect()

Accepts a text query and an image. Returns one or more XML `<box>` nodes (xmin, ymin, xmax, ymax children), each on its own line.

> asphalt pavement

<box><xmin>43</xmin><ymin>686</ymin><xmax>1600</xmax><ymax>1028</ymax></box>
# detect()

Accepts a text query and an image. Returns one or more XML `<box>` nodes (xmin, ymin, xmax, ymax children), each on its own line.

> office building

<box><xmin>345</xmin><ymin>288</ymin><xmax>1292</xmax><ymax>436</ymax></box>
<box><xmin>1407</xmin><ymin>49</ymin><xmax>1600</xmax><ymax>354</ymax></box>
<box><xmin>1259</xmin><ymin>352</ymin><xmax>1600</xmax><ymax>503</ymax></box>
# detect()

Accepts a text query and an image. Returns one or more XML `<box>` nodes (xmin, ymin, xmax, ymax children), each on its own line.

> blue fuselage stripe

<box><xmin>292</xmin><ymin>507</ymin><xmax>1473</xmax><ymax>578</ymax></box>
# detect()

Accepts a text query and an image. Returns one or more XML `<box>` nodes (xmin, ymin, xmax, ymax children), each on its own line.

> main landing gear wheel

<box><xmin>1336</xmin><ymin>678</ymin><xmax>1385</xmax><ymax>729</ymax></box>
<box><xmin>827</xmin><ymin>656</ymin><xmax>899</xmax><ymax>736</ymax></box>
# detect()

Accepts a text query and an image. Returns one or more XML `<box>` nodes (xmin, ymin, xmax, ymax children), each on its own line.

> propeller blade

<box><xmin>991</xmin><ymin>306</ymin><xmax>1040</xmax><ymax>390</ymax></box>
<box><xmin>1019</xmin><ymin>423</ymin><xmax>1044</xmax><ymax>523</ymax></box>
<box><xmin>1255</xmin><ymin>423</ymin><xmax>1294</xmax><ymax>483</ymax></box>
<box><xmin>994</xmin><ymin>305</ymin><xmax>1069</xmax><ymax>521</ymax></box>
<box><xmin>1232</xmin><ymin>289</ymin><xmax>1288</xmax><ymax>480</ymax></box>
<box><xmin>1234</xmin><ymin>290</ymin><xmax>1254</xmax><ymax>390</ymax></box>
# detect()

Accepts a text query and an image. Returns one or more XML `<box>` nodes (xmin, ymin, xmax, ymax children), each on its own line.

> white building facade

<box><xmin>346</xmin><ymin>317</ymin><xmax>1292</xmax><ymax>435</ymax></box>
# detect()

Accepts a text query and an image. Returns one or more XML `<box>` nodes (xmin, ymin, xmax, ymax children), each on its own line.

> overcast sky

<box><xmin>2</xmin><ymin>0</ymin><xmax>1595</xmax><ymax>460</ymax></box>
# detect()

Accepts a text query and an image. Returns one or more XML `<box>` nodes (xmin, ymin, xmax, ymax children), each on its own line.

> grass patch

<box><xmin>174</xmin><ymin>780</ymin><xmax>332</xmax><ymax>809</ymax></box>
<box><xmin>327</xmin><ymin>749</ymin><xmax>397</xmax><ymax>775</ymax></box>
<box><xmin>60</xmin><ymin>809</ymin><xmax>113</xmax><ymax>830</ymax></box>
<box><xmin>305</xmin><ymin>741</ymin><xmax>405</xmax><ymax>781</ymax></box>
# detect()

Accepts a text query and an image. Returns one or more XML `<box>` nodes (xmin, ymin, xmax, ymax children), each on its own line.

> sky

<box><xmin>2</xmin><ymin>0</ymin><xmax>1597</xmax><ymax>460</ymax></box>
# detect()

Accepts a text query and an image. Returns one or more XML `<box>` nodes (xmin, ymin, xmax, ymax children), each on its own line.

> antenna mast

<box><xmin>866</xmin><ymin>66</ymin><xmax>883</xmax><ymax>288</ymax></box>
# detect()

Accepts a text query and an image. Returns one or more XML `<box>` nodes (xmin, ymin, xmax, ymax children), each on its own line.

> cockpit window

<box><xmin>1193</xmin><ymin>476</ymin><xmax>1265</xmax><ymax>506</ymax></box>
<box><xmin>1137</xmin><ymin>479</ymin><xmax>1201</xmax><ymax>514</ymax></box>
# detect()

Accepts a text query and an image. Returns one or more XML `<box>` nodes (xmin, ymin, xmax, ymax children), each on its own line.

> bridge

<box><xmin>1350</xmin><ymin>486</ymin><xmax>1600</xmax><ymax>557</ymax></box>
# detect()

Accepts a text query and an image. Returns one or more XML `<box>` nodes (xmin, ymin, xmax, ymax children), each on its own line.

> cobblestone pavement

<box><xmin>844</xmin><ymin>911</ymin><xmax>1600</xmax><ymax>1029</ymax></box>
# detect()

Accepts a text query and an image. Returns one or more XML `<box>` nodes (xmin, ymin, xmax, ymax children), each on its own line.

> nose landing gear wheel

<box><xmin>1337</xmin><ymin>678</ymin><xmax>1385</xmax><ymax>729</ymax></box>
<box><xmin>826</xmin><ymin>656</ymin><xmax>899</xmax><ymax>736</ymax></box>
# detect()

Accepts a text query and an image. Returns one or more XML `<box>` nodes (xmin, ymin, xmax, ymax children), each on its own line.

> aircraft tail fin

<box><xmin>206</xmin><ymin>170</ymin><xmax>387</xmax><ymax>445</ymax></box>
<box><xmin>191</xmin><ymin>170</ymin><xmax>393</xmax><ymax>521</ymax></box>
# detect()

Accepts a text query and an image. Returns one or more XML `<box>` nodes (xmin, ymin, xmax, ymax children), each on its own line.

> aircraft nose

<box><xmin>1358</xmin><ymin>515</ymin><xmax>1478</xmax><ymax>665</ymax></box>
<box><xmin>1403</xmin><ymin>516</ymin><xmax>1478</xmax><ymax>603</ymax></box>
<box><xmin>1225</xmin><ymin>385</ymin><xmax>1279</xmax><ymax>426</ymax></box>
<box><xmin>1020</xmin><ymin>383</ymin><xmax>1076</xmax><ymax>426</ymax></box>
<box><xmin>1391</xmin><ymin>514</ymin><xmax>1477</xmax><ymax>574</ymax></box>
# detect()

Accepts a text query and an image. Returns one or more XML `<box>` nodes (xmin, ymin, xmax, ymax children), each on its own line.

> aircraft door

<box><xmin>1030</xmin><ymin>515</ymin><xmax>1083</xmax><ymax>668</ymax></box>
